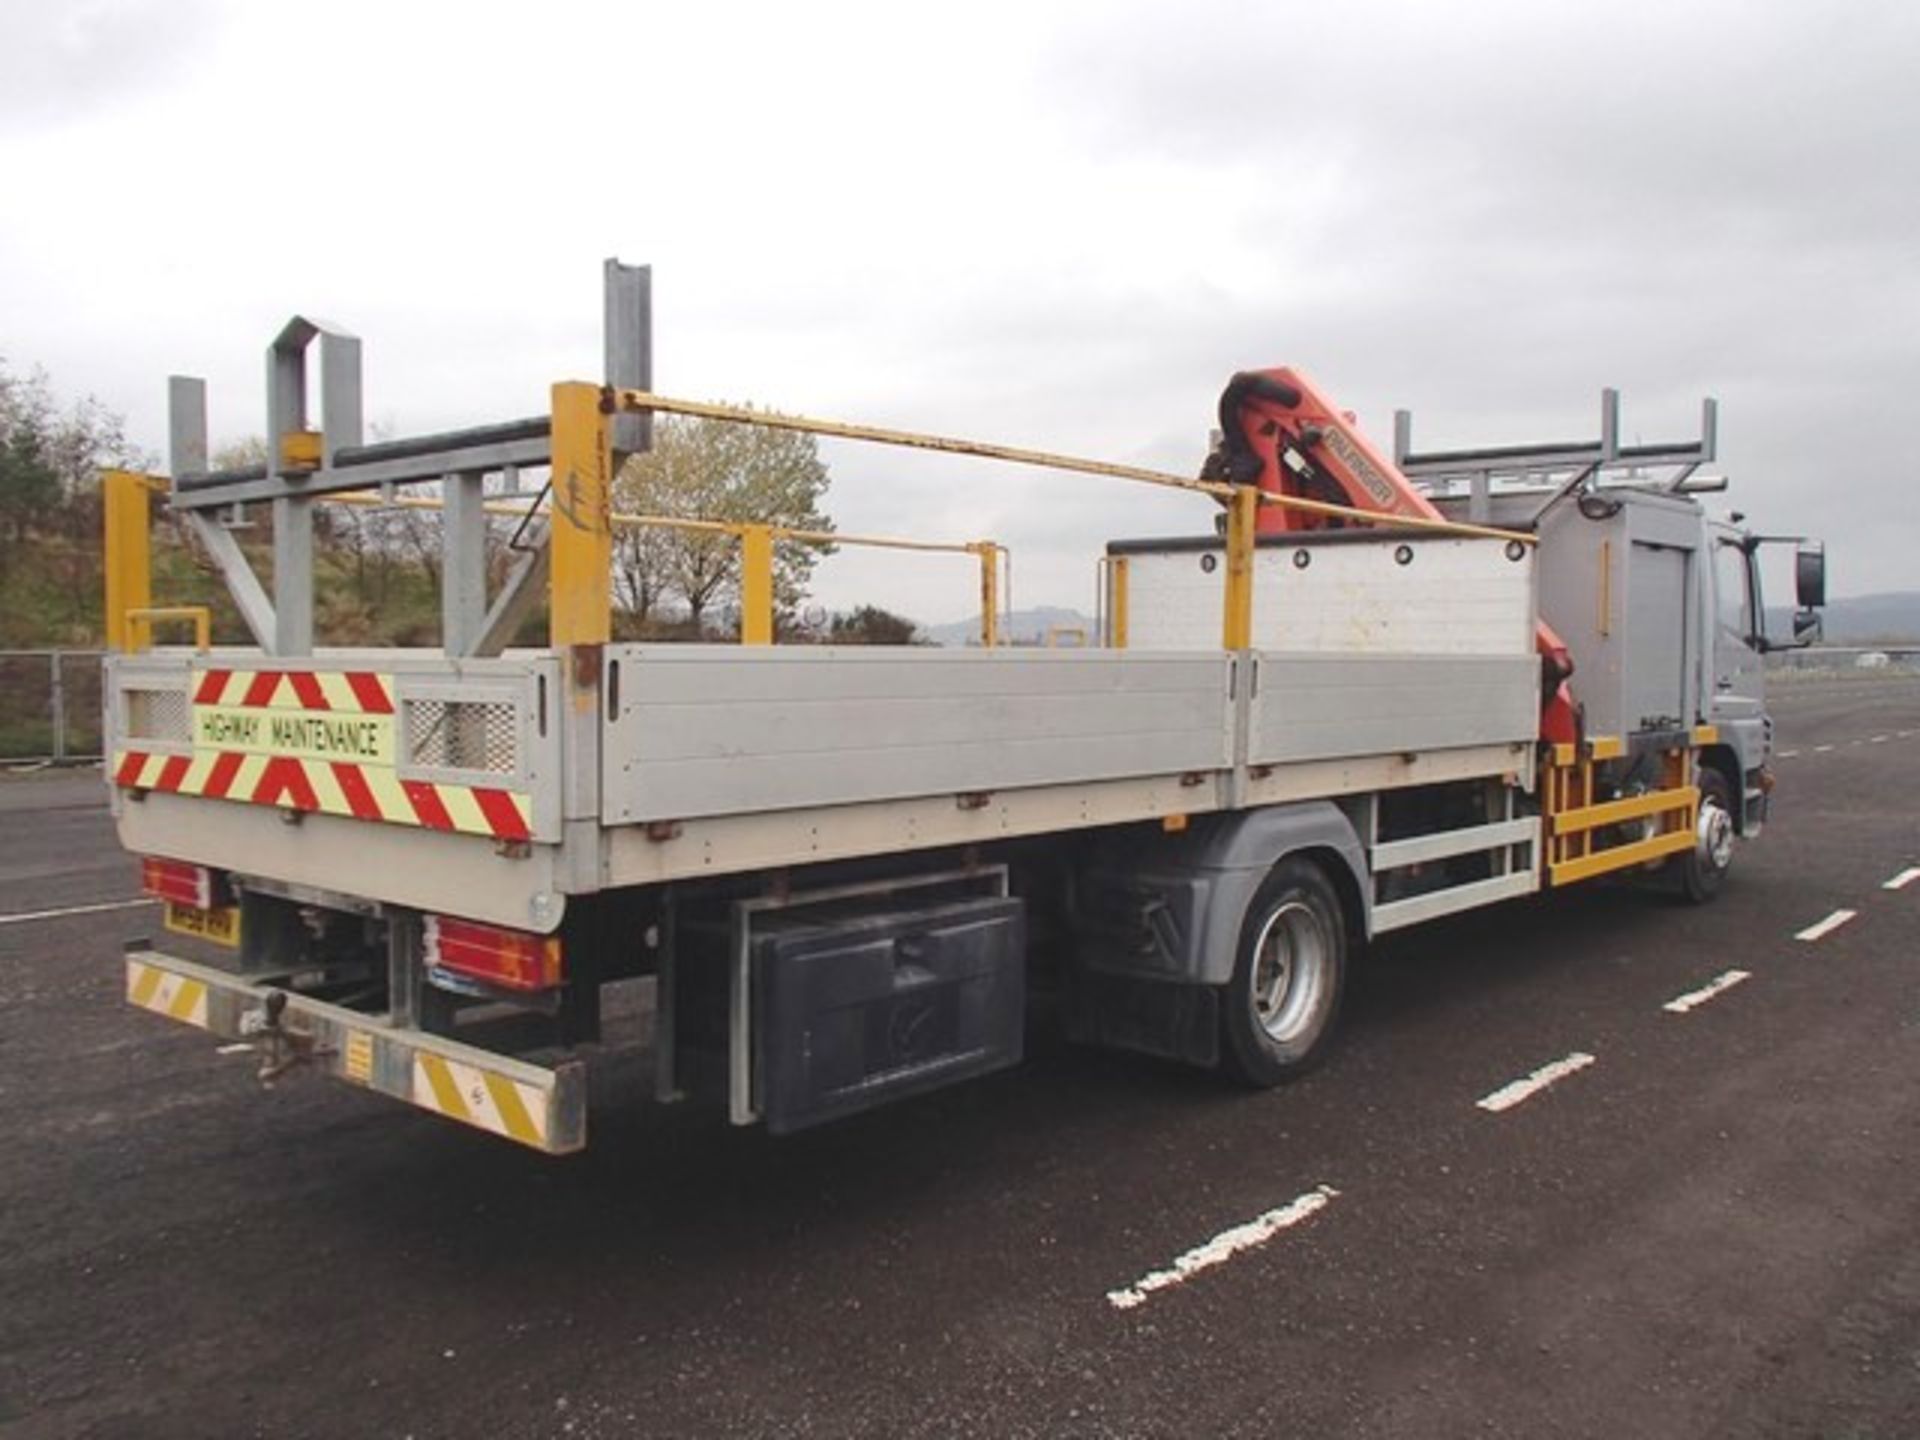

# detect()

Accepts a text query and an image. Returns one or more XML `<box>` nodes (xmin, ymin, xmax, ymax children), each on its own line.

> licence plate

<box><xmin>163</xmin><ymin>902</ymin><xmax>242</xmax><ymax>948</ymax></box>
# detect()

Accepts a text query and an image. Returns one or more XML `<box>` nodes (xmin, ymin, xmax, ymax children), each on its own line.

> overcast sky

<box><xmin>2</xmin><ymin>0</ymin><xmax>1914</xmax><ymax>625</ymax></box>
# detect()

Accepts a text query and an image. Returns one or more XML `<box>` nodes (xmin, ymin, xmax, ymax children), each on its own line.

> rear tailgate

<box><xmin>105</xmin><ymin>651</ymin><xmax>571</xmax><ymax>931</ymax></box>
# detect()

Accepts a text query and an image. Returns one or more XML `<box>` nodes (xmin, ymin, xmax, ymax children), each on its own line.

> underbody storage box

<box><xmin>755</xmin><ymin>895</ymin><xmax>1025</xmax><ymax>1133</ymax></box>
<box><xmin>672</xmin><ymin>894</ymin><xmax>1027</xmax><ymax>1134</ymax></box>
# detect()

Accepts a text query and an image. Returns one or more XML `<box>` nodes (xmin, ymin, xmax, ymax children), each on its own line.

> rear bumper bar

<box><xmin>124</xmin><ymin>948</ymin><xmax>585</xmax><ymax>1154</ymax></box>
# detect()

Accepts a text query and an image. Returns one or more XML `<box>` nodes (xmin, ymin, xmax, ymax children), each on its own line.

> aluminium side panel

<box><xmin>1246</xmin><ymin>652</ymin><xmax>1540</xmax><ymax>765</ymax></box>
<box><xmin>1115</xmin><ymin>533</ymin><xmax>1534</xmax><ymax>655</ymax></box>
<box><xmin>601</xmin><ymin>646</ymin><xmax>1235</xmax><ymax>824</ymax></box>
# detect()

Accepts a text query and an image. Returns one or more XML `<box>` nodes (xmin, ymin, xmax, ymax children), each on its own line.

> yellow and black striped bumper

<box><xmin>123</xmin><ymin>949</ymin><xmax>586</xmax><ymax>1154</ymax></box>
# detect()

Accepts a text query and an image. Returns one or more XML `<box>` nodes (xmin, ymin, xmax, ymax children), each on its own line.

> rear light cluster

<box><xmin>424</xmin><ymin>915</ymin><xmax>563</xmax><ymax>993</ymax></box>
<box><xmin>140</xmin><ymin>857</ymin><xmax>226</xmax><ymax>910</ymax></box>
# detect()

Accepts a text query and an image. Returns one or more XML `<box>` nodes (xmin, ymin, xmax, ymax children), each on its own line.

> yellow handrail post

<box><xmin>103</xmin><ymin>469</ymin><xmax>154</xmax><ymax>653</ymax></box>
<box><xmin>739</xmin><ymin>524</ymin><xmax>775</xmax><ymax>645</ymax></box>
<box><xmin>548</xmin><ymin>383</ymin><xmax>613</xmax><ymax>652</ymax></box>
<box><xmin>1222</xmin><ymin>484</ymin><xmax>1259</xmax><ymax>650</ymax></box>
<box><xmin>125</xmin><ymin>606</ymin><xmax>212</xmax><ymax>652</ymax></box>
<box><xmin>1109</xmin><ymin>556</ymin><xmax>1130</xmax><ymax>649</ymax></box>
<box><xmin>974</xmin><ymin>543</ymin><xmax>998</xmax><ymax>648</ymax></box>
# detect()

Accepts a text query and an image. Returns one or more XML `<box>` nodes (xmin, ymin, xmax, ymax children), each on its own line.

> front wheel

<box><xmin>1220</xmin><ymin>858</ymin><xmax>1348</xmax><ymax>1087</ymax></box>
<box><xmin>1678</xmin><ymin>766</ymin><xmax>1736</xmax><ymax>903</ymax></box>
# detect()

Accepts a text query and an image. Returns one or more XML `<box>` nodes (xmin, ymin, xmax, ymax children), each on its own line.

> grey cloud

<box><xmin>0</xmin><ymin>1</ymin><xmax>222</xmax><ymax>131</ymax></box>
<box><xmin>923</xmin><ymin>1</ymin><xmax>1920</xmax><ymax>598</ymax></box>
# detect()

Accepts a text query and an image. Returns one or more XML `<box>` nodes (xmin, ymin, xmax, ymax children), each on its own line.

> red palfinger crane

<box><xmin>1204</xmin><ymin>368</ymin><xmax>1579</xmax><ymax>744</ymax></box>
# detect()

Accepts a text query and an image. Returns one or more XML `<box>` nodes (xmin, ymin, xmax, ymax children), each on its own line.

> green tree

<box><xmin>828</xmin><ymin>605</ymin><xmax>925</xmax><ymax>645</ymax></box>
<box><xmin>0</xmin><ymin>360</ymin><xmax>147</xmax><ymax>626</ymax></box>
<box><xmin>0</xmin><ymin>392</ymin><xmax>59</xmax><ymax>558</ymax></box>
<box><xmin>613</xmin><ymin>412</ymin><xmax>834</xmax><ymax>633</ymax></box>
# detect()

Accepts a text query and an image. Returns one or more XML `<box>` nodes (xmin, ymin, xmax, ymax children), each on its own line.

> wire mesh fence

<box><xmin>0</xmin><ymin>651</ymin><xmax>105</xmax><ymax>764</ymax></box>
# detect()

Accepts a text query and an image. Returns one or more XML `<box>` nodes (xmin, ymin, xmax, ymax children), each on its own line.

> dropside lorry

<box><xmin>104</xmin><ymin>265</ymin><xmax>1825</xmax><ymax>1152</ymax></box>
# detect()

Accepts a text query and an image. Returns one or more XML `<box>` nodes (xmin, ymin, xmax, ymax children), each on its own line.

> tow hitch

<box><xmin>240</xmin><ymin>989</ymin><xmax>332</xmax><ymax>1084</ymax></box>
<box><xmin>125</xmin><ymin>950</ymin><xmax>588</xmax><ymax>1152</ymax></box>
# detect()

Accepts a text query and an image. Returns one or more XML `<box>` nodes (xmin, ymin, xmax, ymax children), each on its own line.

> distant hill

<box><xmin>1767</xmin><ymin>592</ymin><xmax>1920</xmax><ymax>645</ymax></box>
<box><xmin>923</xmin><ymin>606</ymin><xmax>1098</xmax><ymax>647</ymax></box>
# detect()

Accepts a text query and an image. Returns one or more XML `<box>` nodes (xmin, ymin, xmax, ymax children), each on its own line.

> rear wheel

<box><xmin>1678</xmin><ymin>766</ymin><xmax>1736</xmax><ymax>903</ymax></box>
<box><xmin>1220</xmin><ymin>858</ymin><xmax>1348</xmax><ymax>1086</ymax></box>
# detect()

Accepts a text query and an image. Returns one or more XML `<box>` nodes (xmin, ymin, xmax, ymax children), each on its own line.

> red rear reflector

<box><xmin>424</xmin><ymin>915</ymin><xmax>563</xmax><ymax>993</ymax></box>
<box><xmin>140</xmin><ymin>857</ymin><xmax>215</xmax><ymax>910</ymax></box>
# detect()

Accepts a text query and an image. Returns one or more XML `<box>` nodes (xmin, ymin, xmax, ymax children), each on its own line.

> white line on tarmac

<box><xmin>1883</xmin><ymin>868</ymin><xmax>1920</xmax><ymax>892</ymax></box>
<box><xmin>1776</xmin><ymin>750</ymin><xmax>1800</xmax><ymax>759</ymax></box>
<box><xmin>1477</xmin><ymin>1052</ymin><xmax>1596</xmax><ymax>1113</ymax></box>
<box><xmin>1106</xmin><ymin>1185</ymin><xmax>1338</xmax><ymax>1311</ymax></box>
<box><xmin>1871</xmin><ymin>734</ymin><xmax>1890</xmax><ymax>744</ymax></box>
<box><xmin>1795</xmin><ymin>909</ymin><xmax>1857</xmax><ymax>942</ymax></box>
<box><xmin>1814</xmin><ymin>744</ymin><xmax>1835</xmax><ymax>753</ymax></box>
<box><xmin>0</xmin><ymin>897</ymin><xmax>152</xmax><ymax>927</ymax></box>
<box><xmin>1663</xmin><ymin>970</ymin><xmax>1752</xmax><ymax>1014</ymax></box>
<box><xmin>215</xmin><ymin>1042</ymin><xmax>255</xmax><ymax>1056</ymax></box>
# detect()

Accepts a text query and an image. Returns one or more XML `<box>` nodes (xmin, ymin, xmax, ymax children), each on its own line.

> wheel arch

<box><xmin>1183</xmin><ymin>801</ymin><xmax>1370</xmax><ymax>982</ymax></box>
<box><xmin>1069</xmin><ymin>799</ymin><xmax>1371</xmax><ymax>988</ymax></box>
<box><xmin>1293</xmin><ymin>842</ymin><xmax>1368</xmax><ymax>953</ymax></box>
<box><xmin>1697</xmin><ymin>744</ymin><xmax>1743</xmax><ymax>830</ymax></box>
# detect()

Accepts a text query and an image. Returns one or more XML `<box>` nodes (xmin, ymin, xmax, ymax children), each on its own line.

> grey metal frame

<box><xmin>1396</xmin><ymin>389</ymin><xmax>1722</xmax><ymax>524</ymax></box>
<box><xmin>160</xmin><ymin>261</ymin><xmax>652</xmax><ymax>659</ymax></box>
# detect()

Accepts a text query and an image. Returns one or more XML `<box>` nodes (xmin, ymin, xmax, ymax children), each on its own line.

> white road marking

<box><xmin>215</xmin><ymin>1042</ymin><xmax>255</xmax><ymax>1056</ymax></box>
<box><xmin>0</xmin><ymin>897</ymin><xmax>153</xmax><ymax>927</ymax></box>
<box><xmin>1814</xmin><ymin>744</ymin><xmax>1835</xmax><ymax>753</ymax></box>
<box><xmin>1663</xmin><ymin>969</ymin><xmax>1752</xmax><ymax>1014</ymax></box>
<box><xmin>1477</xmin><ymin>1052</ymin><xmax>1596</xmax><ymax>1113</ymax></box>
<box><xmin>1776</xmin><ymin>749</ymin><xmax>1800</xmax><ymax>759</ymax></box>
<box><xmin>1795</xmin><ymin>909</ymin><xmax>1857</xmax><ymax>943</ymax></box>
<box><xmin>1870</xmin><ymin>734</ymin><xmax>1890</xmax><ymax>744</ymax></box>
<box><xmin>1883</xmin><ymin>868</ymin><xmax>1920</xmax><ymax>892</ymax></box>
<box><xmin>1106</xmin><ymin>1185</ymin><xmax>1338</xmax><ymax>1311</ymax></box>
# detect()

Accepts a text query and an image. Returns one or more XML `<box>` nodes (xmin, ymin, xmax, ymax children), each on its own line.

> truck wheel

<box><xmin>1678</xmin><ymin>767</ymin><xmax>1736</xmax><ymax>904</ymax></box>
<box><xmin>1221</xmin><ymin>858</ymin><xmax>1347</xmax><ymax>1087</ymax></box>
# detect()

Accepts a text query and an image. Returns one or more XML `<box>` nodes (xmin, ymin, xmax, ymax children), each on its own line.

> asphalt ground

<box><xmin>2</xmin><ymin>674</ymin><xmax>1917</xmax><ymax>1439</ymax></box>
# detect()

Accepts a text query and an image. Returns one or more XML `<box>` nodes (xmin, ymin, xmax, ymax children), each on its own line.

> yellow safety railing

<box><xmin>103</xmin><ymin>470</ymin><xmax>159</xmax><ymax>652</ymax></box>
<box><xmin>1541</xmin><ymin>737</ymin><xmax>1698</xmax><ymax>885</ymax></box>
<box><xmin>552</xmin><ymin>387</ymin><xmax>1536</xmax><ymax>655</ymax></box>
<box><xmin>103</xmin><ymin>387</ymin><xmax>1531</xmax><ymax>663</ymax></box>
<box><xmin>601</xmin><ymin>513</ymin><xmax>1006</xmax><ymax>647</ymax></box>
<box><xmin>123</xmin><ymin>606</ymin><xmax>212</xmax><ymax>653</ymax></box>
<box><xmin>329</xmin><ymin>488</ymin><xmax>1008</xmax><ymax>647</ymax></box>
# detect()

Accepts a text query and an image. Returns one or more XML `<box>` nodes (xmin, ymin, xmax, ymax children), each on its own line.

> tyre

<box><xmin>1220</xmin><ymin>857</ymin><xmax>1348</xmax><ymax>1087</ymax></box>
<box><xmin>1678</xmin><ymin>765</ymin><xmax>1736</xmax><ymax>904</ymax></box>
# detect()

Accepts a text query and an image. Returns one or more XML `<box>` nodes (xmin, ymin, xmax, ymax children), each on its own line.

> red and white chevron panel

<box><xmin>192</xmin><ymin>666</ymin><xmax>395</xmax><ymax>713</ymax></box>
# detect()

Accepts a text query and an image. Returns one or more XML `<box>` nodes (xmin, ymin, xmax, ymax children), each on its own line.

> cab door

<box><xmin>1708</xmin><ymin>526</ymin><xmax>1765</xmax><ymax>722</ymax></box>
<box><xmin>1707</xmin><ymin>523</ymin><xmax>1769</xmax><ymax>831</ymax></box>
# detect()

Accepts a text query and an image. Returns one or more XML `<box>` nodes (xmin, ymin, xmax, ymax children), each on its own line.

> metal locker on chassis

<box><xmin>102</xmin><ymin>269</ymin><xmax>1821</xmax><ymax>1155</ymax></box>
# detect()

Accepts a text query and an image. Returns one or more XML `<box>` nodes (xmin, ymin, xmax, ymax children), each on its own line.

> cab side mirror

<box><xmin>1795</xmin><ymin>544</ymin><xmax>1826</xmax><ymax>610</ymax></box>
<box><xmin>1792</xmin><ymin>608</ymin><xmax>1823</xmax><ymax>643</ymax></box>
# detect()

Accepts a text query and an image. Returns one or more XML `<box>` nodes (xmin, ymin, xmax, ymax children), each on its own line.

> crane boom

<box><xmin>1207</xmin><ymin>367</ymin><xmax>1579</xmax><ymax>743</ymax></box>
